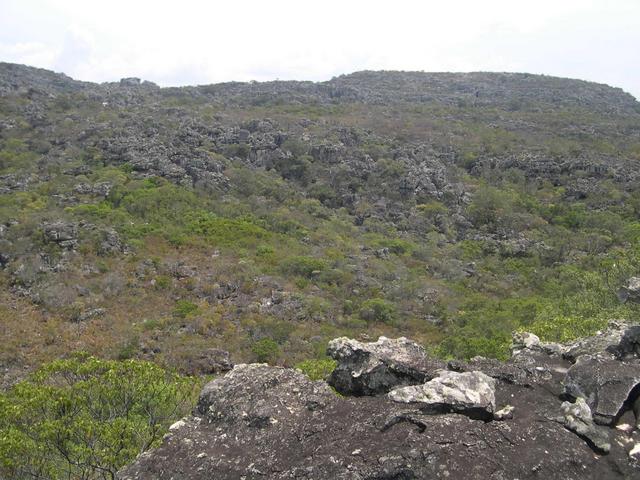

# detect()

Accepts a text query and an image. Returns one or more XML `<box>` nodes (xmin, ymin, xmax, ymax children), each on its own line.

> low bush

<box><xmin>295</xmin><ymin>358</ymin><xmax>337</xmax><ymax>381</ymax></box>
<box><xmin>251</xmin><ymin>338</ymin><xmax>281</xmax><ymax>363</ymax></box>
<box><xmin>281</xmin><ymin>256</ymin><xmax>327</xmax><ymax>278</ymax></box>
<box><xmin>359</xmin><ymin>298</ymin><xmax>395</xmax><ymax>323</ymax></box>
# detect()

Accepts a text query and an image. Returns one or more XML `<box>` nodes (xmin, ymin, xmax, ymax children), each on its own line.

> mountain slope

<box><xmin>1</xmin><ymin>63</ymin><xmax>640</xmax><ymax>385</ymax></box>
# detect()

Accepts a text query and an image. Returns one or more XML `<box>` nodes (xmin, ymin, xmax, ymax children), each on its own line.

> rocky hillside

<box><xmin>120</xmin><ymin>323</ymin><xmax>640</xmax><ymax>479</ymax></box>
<box><xmin>2</xmin><ymin>62</ymin><xmax>640</xmax><ymax>478</ymax></box>
<box><xmin>1</xmin><ymin>62</ymin><xmax>640</xmax><ymax>384</ymax></box>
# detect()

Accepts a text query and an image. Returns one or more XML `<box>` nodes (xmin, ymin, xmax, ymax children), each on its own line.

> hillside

<box><xmin>2</xmin><ymin>62</ymin><xmax>640</xmax><ymax>478</ymax></box>
<box><xmin>1</xmin><ymin>62</ymin><xmax>640</xmax><ymax>383</ymax></box>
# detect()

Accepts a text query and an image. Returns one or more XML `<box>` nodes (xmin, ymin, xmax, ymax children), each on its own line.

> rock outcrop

<box><xmin>388</xmin><ymin>370</ymin><xmax>496</xmax><ymax>420</ymax></box>
<box><xmin>563</xmin><ymin>356</ymin><xmax>640</xmax><ymax>425</ymax></box>
<box><xmin>327</xmin><ymin>336</ymin><xmax>445</xmax><ymax>395</ymax></box>
<box><xmin>41</xmin><ymin>221</ymin><xmax>78</xmax><ymax>249</ymax></box>
<box><xmin>557</xmin><ymin>397</ymin><xmax>611</xmax><ymax>454</ymax></box>
<box><xmin>619</xmin><ymin>277</ymin><xmax>640</xmax><ymax>304</ymax></box>
<box><xmin>120</xmin><ymin>324</ymin><xmax>640</xmax><ymax>479</ymax></box>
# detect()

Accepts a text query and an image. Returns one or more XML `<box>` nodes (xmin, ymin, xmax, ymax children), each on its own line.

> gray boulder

<box><xmin>558</xmin><ymin>397</ymin><xmax>610</xmax><ymax>454</ymax></box>
<box><xmin>562</xmin><ymin>320</ymin><xmax>628</xmax><ymax>362</ymax></box>
<box><xmin>563</xmin><ymin>355</ymin><xmax>640</xmax><ymax>425</ymax></box>
<box><xmin>618</xmin><ymin>277</ymin><xmax>640</xmax><ymax>303</ymax></box>
<box><xmin>388</xmin><ymin>370</ymin><xmax>496</xmax><ymax>420</ymax></box>
<box><xmin>615</xmin><ymin>326</ymin><xmax>640</xmax><ymax>359</ymax></box>
<box><xmin>327</xmin><ymin>336</ymin><xmax>445</xmax><ymax>396</ymax></box>
<box><xmin>511</xmin><ymin>331</ymin><xmax>565</xmax><ymax>357</ymax></box>
<box><xmin>182</xmin><ymin>348</ymin><xmax>233</xmax><ymax>376</ymax></box>
<box><xmin>196</xmin><ymin>363</ymin><xmax>335</xmax><ymax>423</ymax></box>
<box><xmin>99</xmin><ymin>229</ymin><xmax>124</xmax><ymax>255</ymax></box>
<box><xmin>120</xmin><ymin>333</ymin><xmax>640</xmax><ymax>480</ymax></box>
<box><xmin>511</xmin><ymin>331</ymin><xmax>541</xmax><ymax>353</ymax></box>
<box><xmin>42</xmin><ymin>221</ymin><xmax>78</xmax><ymax>249</ymax></box>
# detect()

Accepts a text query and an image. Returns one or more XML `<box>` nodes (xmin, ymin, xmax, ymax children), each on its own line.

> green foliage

<box><xmin>467</xmin><ymin>184</ymin><xmax>518</xmax><ymax>231</ymax></box>
<box><xmin>251</xmin><ymin>338</ymin><xmax>281</xmax><ymax>363</ymax></box>
<box><xmin>274</xmin><ymin>154</ymin><xmax>312</xmax><ymax>183</ymax></box>
<box><xmin>0</xmin><ymin>354</ymin><xmax>200</xmax><ymax>479</ymax></box>
<box><xmin>186</xmin><ymin>211</ymin><xmax>269</xmax><ymax>247</ymax></box>
<box><xmin>526</xmin><ymin>315</ymin><xmax>608</xmax><ymax>343</ymax></box>
<box><xmin>416</xmin><ymin>201</ymin><xmax>448</xmax><ymax>217</ymax></box>
<box><xmin>281</xmin><ymin>256</ymin><xmax>327</xmax><ymax>278</ymax></box>
<box><xmin>436</xmin><ymin>328</ymin><xmax>511</xmax><ymax>360</ymax></box>
<box><xmin>295</xmin><ymin>358</ymin><xmax>337</xmax><ymax>381</ymax></box>
<box><xmin>359</xmin><ymin>298</ymin><xmax>395</xmax><ymax>323</ymax></box>
<box><xmin>378</xmin><ymin>238</ymin><xmax>413</xmax><ymax>255</ymax></box>
<box><xmin>224</xmin><ymin>143</ymin><xmax>250</xmax><ymax>159</ymax></box>
<box><xmin>173</xmin><ymin>300</ymin><xmax>199</xmax><ymax>318</ymax></box>
<box><xmin>154</xmin><ymin>275</ymin><xmax>171</xmax><ymax>289</ymax></box>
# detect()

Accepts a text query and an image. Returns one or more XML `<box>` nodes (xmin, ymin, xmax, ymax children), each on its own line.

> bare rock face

<box><xmin>196</xmin><ymin>364</ymin><xmax>335</xmax><ymax>425</ymax></box>
<box><xmin>327</xmin><ymin>336</ymin><xmax>445</xmax><ymax>395</ymax></box>
<box><xmin>558</xmin><ymin>397</ymin><xmax>611</xmax><ymax>454</ymax></box>
<box><xmin>388</xmin><ymin>370</ymin><xmax>496</xmax><ymax>420</ymax></box>
<box><xmin>563</xmin><ymin>355</ymin><xmax>640</xmax><ymax>426</ymax></box>
<box><xmin>119</xmin><ymin>333</ymin><xmax>640</xmax><ymax>479</ymax></box>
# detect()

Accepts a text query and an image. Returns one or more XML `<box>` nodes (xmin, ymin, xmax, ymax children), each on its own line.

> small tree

<box><xmin>251</xmin><ymin>338</ymin><xmax>281</xmax><ymax>363</ymax></box>
<box><xmin>0</xmin><ymin>353</ymin><xmax>200</xmax><ymax>479</ymax></box>
<box><xmin>359</xmin><ymin>298</ymin><xmax>396</xmax><ymax>324</ymax></box>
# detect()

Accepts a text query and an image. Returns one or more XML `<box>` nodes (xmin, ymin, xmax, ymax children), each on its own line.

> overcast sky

<box><xmin>1</xmin><ymin>0</ymin><xmax>639</xmax><ymax>98</ymax></box>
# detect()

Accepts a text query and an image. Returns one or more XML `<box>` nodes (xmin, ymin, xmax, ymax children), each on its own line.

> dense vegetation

<box><xmin>0</xmin><ymin>354</ymin><xmax>200</xmax><ymax>479</ymax></box>
<box><xmin>0</xmin><ymin>68</ymin><xmax>638</xmax><ymax>374</ymax></box>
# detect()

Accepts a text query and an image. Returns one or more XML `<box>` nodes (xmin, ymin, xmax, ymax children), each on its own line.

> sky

<box><xmin>0</xmin><ymin>0</ymin><xmax>639</xmax><ymax>99</ymax></box>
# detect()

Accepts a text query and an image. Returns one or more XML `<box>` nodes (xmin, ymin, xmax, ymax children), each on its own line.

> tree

<box><xmin>251</xmin><ymin>338</ymin><xmax>281</xmax><ymax>363</ymax></box>
<box><xmin>0</xmin><ymin>353</ymin><xmax>200</xmax><ymax>479</ymax></box>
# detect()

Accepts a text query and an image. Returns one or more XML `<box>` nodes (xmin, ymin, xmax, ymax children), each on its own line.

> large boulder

<box><xmin>563</xmin><ymin>356</ymin><xmax>640</xmax><ymax>425</ymax></box>
<box><xmin>181</xmin><ymin>348</ymin><xmax>233</xmax><ymax>376</ymax></box>
<box><xmin>558</xmin><ymin>397</ymin><xmax>610</xmax><ymax>454</ymax></box>
<box><xmin>388</xmin><ymin>370</ymin><xmax>496</xmax><ymax>420</ymax></box>
<box><xmin>327</xmin><ymin>336</ymin><xmax>445</xmax><ymax>396</ymax></box>
<box><xmin>615</xmin><ymin>326</ymin><xmax>640</xmax><ymax>359</ymax></box>
<box><xmin>42</xmin><ymin>221</ymin><xmax>78</xmax><ymax>249</ymax></box>
<box><xmin>618</xmin><ymin>277</ymin><xmax>640</xmax><ymax>304</ymax></box>
<box><xmin>196</xmin><ymin>364</ymin><xmax>335</xmax><ymax>424</ymax></box>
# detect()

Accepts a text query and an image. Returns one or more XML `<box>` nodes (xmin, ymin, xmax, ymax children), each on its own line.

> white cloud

<box><xmin>0</xmin><ymin>0</ymin><xmax>638</xmax><ymax>98</ymax></box>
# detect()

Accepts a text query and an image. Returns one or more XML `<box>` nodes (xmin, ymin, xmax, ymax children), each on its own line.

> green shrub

<box><xmin>0</xmin><ymin>354</ymin><xmax>199</xmax><ymax>479</ymax></box>
<box><xmin>436</xmin><ymin>329</ymin><xmax>511</xmax><ymax>360</ymax></box>
<box><xmin>379</xmin><ymin>238</ymin><xmax>413</xmax><ymax>255</ymax></box>
<box><xmin>256</xmin><ymin>244</ymin><xmax>275</xmax><ymax>258</ymax></box>
<box><xmin>251</xmin><ymin>338</ymin><xmax>281</xmax><ymax>363</ymax></box>
<box><xmin>295</xmin><ymin>358</ymin><xmax>337</xmax><ymax>381</ymax></box>
<box><xmin>359</xmin><ymin>298</ymin><xmax>395</xmax><ymax>323</ymax></box>
<box><xmin>224</xmin><ymin>143</ymin><xmax>250</xmax><ymax>159</ymax></box>
<box><xmin>173</xmin><ymin>300</ymin><xmax>199</xmax><ymax>318</ymax></box>
<box><xmin>281</xmin><ymin>256</ymin><xmax>327</xmax><ymax>278</ymax></box>
<box><xmin>116</xmin><ymin>335</ymin><xmax>140</xmax><ymax>360</ymax></box>
<box><xmin>526</xmin><ymin>314</ymin><xmax>608</xmax><ymax>343</ymax></box>
<box><xmin>154</xmin><ymin>275</ymin><xmax>171</xmax><ymax>289</ymax></box>
<box><xmin>186</xmin><ymin>211</ymin><xmax>269</xmax><ymax>247</ymax></box>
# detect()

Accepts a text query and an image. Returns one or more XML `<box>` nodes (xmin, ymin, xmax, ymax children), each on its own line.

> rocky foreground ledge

<box><xmin>120</xmin><ymin>322</ymin><xmax>640</xmax><ymax>479</ymax></box>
